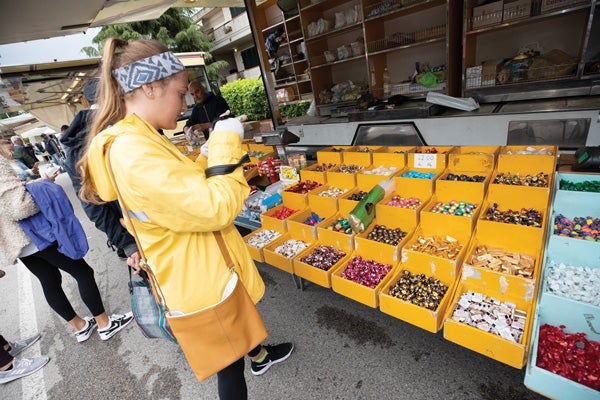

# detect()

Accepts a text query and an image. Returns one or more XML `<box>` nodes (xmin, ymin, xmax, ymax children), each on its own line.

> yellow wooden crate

<box><xmin>342</xmin><ymin>146</ymin><xmax>382</xmax><ymax>167</ymax></box>
<box><xmin>496</xmin><ymin>145</ymin><xmax>557</xmax><ymax>177</ymax></box>
<box><xmin>435</xmin><ymin>169</ymin><xmax>491</xmax><ymax>200</ymax></box>
<box><xmin>407</xmin><ymin>146</ymin><xmax>453</xmax><ymax>171</ymax></box>
<box><xmin>326</xmin><ymin>167</ymin><xmax>360</xmax><ymax>188</ymax></box>
<box><xmin>300</xmin><ymin>163</ymin><xmax>337</xmax><ymax>184</ymax></box>
<box><xmin>375</xmin><ymin>191</ymin><xmax>427</xmax><ymax>234</ymax></box>
<box><xmin>260</xmin><ymin>204</ymin><xmax>301</xmax><ymax>233</ymax></box>
<box><xmin>263</xmin><ymin>232</ymin><xmax>313</xmax><ymax>274</ymax></box>
<box><xmin>243</xmin><ymin>229</ymin><xmax>283</xmax><ymax>263</ymax></box>
<box><xmin>331</xmin><ymin>249</ymin><xmax>398</xmax><ymax>308</ymax></box>
<box><xmin>393</xmin><ymin>167</ymin><xmax>440</xmax><ymax>197</ymax></box>
<box><xmin>478</xmin><ymin>188</ymin><xmax>550</xmax><ymax>246</ymax></box>
<box><xmin>372</xmin><ymin>146</ymin><xmax>413</xmax><ymax>169</ymax></box>
<box><xmin>356</xmin><ymin>166</ymin><xmax>401</xmax><ymax>190</ymax></box>
<box><xmin>249</xmin><ymin>151</ymin><xmax>277</xmax><ymax>164</ymax></box>
<box><xmin>286</xmin><ymin>208</ymin><xmax>322</xmax><ymax>241</ymax></box>
<box><xmin>401</xmin><ymin>221</ymin><xmax>472</xmax><ymax>284</ymax></box>
<box><xmin>447</xmin><ymin>146</ymin><xmax>498</xmax><ymax>172</ymax></box>
<box><xmin>307</xmin><ymin>184</ymin><xmax>350</xmax><ymax>215</ymax></box>
<box><xmin>443</xmin><ymin>279</ymin><xmax>535</xmax><ymax>369</ymax></box>
<box><xmin>354</xmin><ymin>217</ymin><xmax>415</xmax><ymax>264</ymax></box>
<box><xmin>379</xmin><ymin>262</ymin><xmax>459</xmax><ymax>333</ymax></box>
<box><xmin>461</xmin><ymin>229</ymin><xmax>542</xmax><ymax>302</ymax></box>
<box><xmin>248</xmin><ymin>143</ymin><xmax>275</xmax><ymax>154</ymax></box>
<box><xmin>292</xmin><ymin>242</ymin><xmax>352</xmax><ymax>288</ymax></box>
<box><xmin>420</xmin><ymin>188</ymin><xmax>484</xmax><ymax>234</ymax></box>
<box><xmin>316</xmin><ymin>213</ymin><xmax>355</xmax><ymax>252</ymax></box>
<box><xmin>316</xmin><ymin>146</ymin><xmax>352</xmax><ymax>165</ymax></box>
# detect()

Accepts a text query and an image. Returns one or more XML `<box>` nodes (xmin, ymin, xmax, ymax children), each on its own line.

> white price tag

<box><xmin>413</xmin><ymin>153</ymin><xmax>437</xmax><ymax>169</ymax></box>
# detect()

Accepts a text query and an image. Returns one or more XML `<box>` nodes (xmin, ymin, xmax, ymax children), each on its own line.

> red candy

<box><xmin>536</xmin><ymin>324</ymin><xmax>600</xmax><ymax>390</ymax></box>
<box><xmin>341</xmin><ymin>255</ymin><xmax>392</xmax><ymax>288</ymax></box>
<box><xmin>270</xmin><ymin>206</ymin><xmax>297</xmax><ymax>220</ymax></box>
<box><xmin>285</xmin><ymin>180</ymin><xmax>321</xmax><ymax>194</ymax></box>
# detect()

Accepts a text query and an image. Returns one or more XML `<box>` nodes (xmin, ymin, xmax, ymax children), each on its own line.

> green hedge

<box><xmin>220</xmin><ymin>78</ymin><xmax>271</xmax><ymax>121</ymax></box>
<box><xmin>279</xmin><ymin>101</ymin><xmax>311</xmax><ymax>119</ymax></box>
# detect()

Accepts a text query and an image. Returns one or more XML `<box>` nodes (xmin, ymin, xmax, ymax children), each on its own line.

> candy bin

<box><xmin>371</xmin><ymin>146</ymin><xmax>413</xmax><ymax>171</ymax></box>
<box><xmin>260</xmin><ymin>204</ymin><xmax>299</xmax><ymax>233</ymax></box>
<box><xmin>356</xmin><ymin>164</ymin><xmax>402</xmax><ymax>190</ymax></box>
<box><xmin>447</xmin><ymin>145</ymin><xmax>498</xmax><ymax>173</ymax></box>
<box><xmin>243</xmin><ymin>229</ymin><xmax>283</xmax><ymax>262</ymax></box>
<box><xmin>281</xmin><ymin>180</ymin><xmax>321</xmax><ymax>210</ymax></box>
<box><xmin>292</xmin><ymin>238</ymin><xmax>352</xmax><ymax>288</ymax></box>
<box><xmin>316</xmin><ymin>213</ymin><xmax>355</xmax><ymax>252</ymax></box>
<box><xmin>263</xmin><ymin>232</ymin><xmax>312</xmax><ymax>274</ymax></box>
<box><xmin>342</xmin><ymin>146</ymin><xmax>382</xmax><ymax>167</ymax></box>
<box><xmin>394</xmin><ymin>167</ymin><xmax>440</xmax><ymax>198</ymax></box>
<box><xmin>556</xmin><ymin>171</ymin><xmax>600</xmax><ymax>193</ymax></box>
<box><xmin>300</xmin><ymin>162</ymin><xmax>338</xmax><ymax>184</ymax></box>
<box><xmin>286</xmin><ymin>208</ymin><xmax>324</xmax><ymax>241</ymax></box>
<box><xmin>354</xmin><ymin>210</ymin><xmax>415</xmax><ymax>264</ymax></box>
<box><xmin>330</xmin><ymin>245</ymin><xmax>398</xmax><ymax>308</ymax></box>
<box><xmin>326</xmin><ymin>163</ymin><xmax>364</xmax><ymax>189</ymax></box>
<box><xmin>376</xmin><ymin>178</ymin><xmax>431</xmax><ymax>229</ymax></box>
<box><xmin>307</xmin><ymin>184</ymin><xmax>351</xmax><ymax>216</ymax></box>
<box><xmin>407</xmin><ymin>146</ymin><xmax>453</xmax><ymax>171</ymax></box>
<box><xmin>379</xmin><ymin>261</ymin><xmax>457</xmax><ymax>333</ymax></box>
<box><xmin>316</xmin><ymin>145</ymin><xmax>353</xmax><ymax>165</ymax></box>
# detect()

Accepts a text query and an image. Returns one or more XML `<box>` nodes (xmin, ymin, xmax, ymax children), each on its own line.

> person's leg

<box><xmin>216</xmin><ymin>356</ymin><xmax>247</xmax><ymax>400</ymax></box>
<box><xmin>0</xmin><ymin>336</ymin><xmax>12</xmax><ymax>370</ymax></box>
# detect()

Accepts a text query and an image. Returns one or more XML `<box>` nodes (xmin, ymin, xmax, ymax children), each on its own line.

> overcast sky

<box><xmin>0</xmin><ymin>28</ymin><xmax>101</xmax><ymax>66</ymax></box>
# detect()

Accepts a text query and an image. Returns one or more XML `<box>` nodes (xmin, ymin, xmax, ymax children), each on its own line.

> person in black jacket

<box><xmin>183</xmin><ymin>81</ymin><xmax>230</xmax><ymax>141</ymax></box>
<box><xmin>60</xmin><ymin>79</ymin><xmax>139</xmax><ymax>263</ymax></box>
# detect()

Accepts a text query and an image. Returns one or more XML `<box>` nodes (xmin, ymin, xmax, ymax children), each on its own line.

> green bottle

<box><xmin>348</xmin><ymin>178</ymin><xmax>395</xmax><ymax>234</ymax></box>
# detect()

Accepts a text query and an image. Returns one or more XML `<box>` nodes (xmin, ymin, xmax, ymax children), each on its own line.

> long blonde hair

<box><xmin>78</xmin><ymin>38</ymin><xmax>169</xmax><ymax>204</ymax></box>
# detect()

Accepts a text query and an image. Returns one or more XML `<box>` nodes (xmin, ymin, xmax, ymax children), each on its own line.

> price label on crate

<box><xmin>413</xmin><ymin>154</ymin><xmax>437</xmax><ymax>169</ymax></box>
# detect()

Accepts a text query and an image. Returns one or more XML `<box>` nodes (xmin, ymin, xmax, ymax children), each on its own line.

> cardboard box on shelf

<box><xmin>481</xmin><ymin>59</ymin><xmax>504</xmax><ymax>87</ymax></box>
<box><xmin>503</xmin><ymin>0</ymin><xmax>531</xmax><ymax>22</ymax></box>
<box><xmin>472</xmin><ymin>1</ymin><xmax>504</xmax><ymax>29</ymax></box>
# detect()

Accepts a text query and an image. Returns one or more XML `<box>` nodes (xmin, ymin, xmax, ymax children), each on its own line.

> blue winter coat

<box><xmin>18</xmin><ymin>180</ymin><xmax>88</xmax><ymax>259</ymax></box>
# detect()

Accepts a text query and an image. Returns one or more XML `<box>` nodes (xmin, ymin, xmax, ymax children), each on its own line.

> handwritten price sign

<box><xmin>413</xmin><ymin>153</ymin><xmax>437</xmax><ymax>169</ymax></box>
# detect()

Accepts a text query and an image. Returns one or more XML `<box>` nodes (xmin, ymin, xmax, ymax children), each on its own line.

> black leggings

<box><xmin>19</xmin><ymin>243</ymin><xmax>105</xmax><ymax>322</ymax></box>
<box><xmin>216</xmin><ymin>344</ymin><xmax>262</xmax><ymax>400</ymax></box>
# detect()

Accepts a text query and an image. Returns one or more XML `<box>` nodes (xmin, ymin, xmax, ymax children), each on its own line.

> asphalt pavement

<box><xmin>0</xmin><ymin>173</ymin><xmax>548</xmax><ymax>400</ymax></box>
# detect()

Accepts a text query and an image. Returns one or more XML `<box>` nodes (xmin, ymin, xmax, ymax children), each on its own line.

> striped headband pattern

<box><xmin>112</xmin><ymin>51</ymin><xmax>185</xmax><ymax>94</ymax></box>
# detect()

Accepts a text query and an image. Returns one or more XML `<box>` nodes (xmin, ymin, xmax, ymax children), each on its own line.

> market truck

<box><xmin>0</xmin><ymin>52</ymin><xmax>210</xmax><ymax>139</ymax></box>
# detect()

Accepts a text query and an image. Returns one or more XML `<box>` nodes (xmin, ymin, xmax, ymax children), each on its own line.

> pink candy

<box><xmin>386</xmin><ymin>195</ymin><xmax>422</xmax><ymax>209</ymax></box>
<box><xmin>341</xmin><ymin>255</ymin><xmax>392</xmax><ymax>288</ymax></box>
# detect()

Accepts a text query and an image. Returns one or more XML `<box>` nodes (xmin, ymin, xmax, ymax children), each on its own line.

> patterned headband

<box><xmin>112</xmin><ymin>52</ymin><xmax>185</xmax><ymax>94</ymax></box>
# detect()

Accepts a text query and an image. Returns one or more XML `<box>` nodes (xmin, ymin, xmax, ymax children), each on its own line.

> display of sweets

<box><xmin>274</xmin><ymin>239</ymin><xmax>310</xmax><ymax>258</ymax></box>
<box><xmin>536</xmin><ymin>324</ymin><xmax>600</xmax><ymax>391</ymax></box>
<box><xmin>493</xmin><ymin>172</ymin><xmax>549</xmax><ymax>187</ymax></box>
<box><xmin>415</xmin><ymin>147</ymin><xmax>438</xmax><ymax>153</ymax></box>
<box><xmin>284</xmin><ymin>180</ymin><xmax>321</xmax><ymax>194</ymax></box>
<box><xmin>328</xmin><ymin>217</ymin><xmax>352</xmax><ymax>234</ymax></box>
<box><xmin>559</xmin><ymin>179</ymin><xmax>600</xmax><ymax>192</ymax></box>
<box><xmin>410</xmin><ymin>235</ymin><xmax>463</xmax><ymax>260</ymax></box>
<box><xmin>355</xmin><ymin>146</ymin><xmax>375</xmax><ymax>152</ymax></box>
<box><xmin>553</xmin><ymin>214</ymin><xmax>600</xmax><ymax>241</ymax></box>
<box><xmin>401</xmin><ymin>170</ymin><xmax>436</xmax><ymax>179</ymax></box>
<box><xmin>363</xmin><ymin>165</ymin><xmax>398</xmax><ymax>176</ymax></box>
<box><xmin>389</xmin><ymin>269</ymin><xmax>448</xmax><ymax>311</ymax></box>
<box><xmin>303</xmin><ymin>211</ymin><xmax>324</xmax><ymax>226</ymax></box>
<box><xmin>341</xmin><ymin>255</ymin><xmax>392</xmax><ymax>288</ymax></box>
<box><xmin>443</xmin><ymin>173</ymin><xmax>485</xmax><ymax>182</ymax></box>
<box><xmin>243</xmin><ymin>163</ymin><xmax>257</xmax><ymax>172</ymax></box>
<box><xmin>245</xmin><ymin>192</ymin><xmax>270</xmax><ymax>212</ymax></box>
<box><xmin>429</xmin><ymin>200</ymin><xmax>477</xmax><ymax>217</ymax></box>
<box><xmin>299</xmin><ymin>245</ymin><xmax>346</xmax><ymax>271</ymax></box>
<box><xmin>451</xmin><ymin>291</ymin><xmax>526</xmax><ymax>343</ymax></box>
<box><xmin>313</xmin><ymin>163</ymin><xmax>337</xmax><ymax>171</ymax></box>
<box><xmin>466</xmin><ymin>246</ymin><xmax>535</xmax><ymax>278</ymax></box>
<box><xmin>505</xmin><ymin>146</ymin><xmax>553</xmax><ymax>155</ymax></box>
<box><xmin>366</xmin><ymin>225</ymin><xmax>407</xmax><ymax>245</ymax></box>
<box><xmin>246</xmin><ymin>230</ymin><xmax>281</xmax><ymax>248</ymax></box>
<box><xmin>386</xmin><ymin>195</ymin><xmax>422</xmax><ymax>209</ymax></box>
<box><xmin>336</xmin><ymin>164</ymin><xmax>364</xmax><ymax>174</ymax></box>
<box><xmin>483</xmin><ymin>203</ymin><xmax>543</xmax><ymax>227</ymax></box>
<box><xmin>318</xmin><ymin>186</ymin><xmax>348</xmax><ymax>198</ymax></box>
<box><xmin>348</xmin><ymin>190</ymin><xmax>369</xmax><ymax>201</ymax></box>
<box><xmin>546</xmin><ymin>262</ymin><xmax>600</xmax><ymax>306</ymax></box>
<box><xmin>269</xmin><ymin>206</ymin><xmax>297</xmax><ymax>220</ymax></box>
<box><xmin>258</xmin><ymin>157</ymin><xmax>282</xmax><ymax>183</ymax></box>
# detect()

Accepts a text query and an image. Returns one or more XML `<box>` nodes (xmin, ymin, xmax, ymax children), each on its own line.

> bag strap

<box><xmin>213</xmin><ymin>231</ymin><xmax>235</xmax><ymax>273</ymax></box>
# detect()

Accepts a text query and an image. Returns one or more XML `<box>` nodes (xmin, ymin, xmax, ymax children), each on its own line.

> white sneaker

<box><xmin>97</xmin><ymin>312</ymin><xmax>134</xmax><ymax>341</ymax></box>
<box><xmin>8</xmin><ymin>333</ymin><xmax>41</xmax><ymax>356</ymax></box>
<box><xmin>74</xmin><ymin>317</ymin><xmax>97</xmax><ymax>343</ymax></box>
<box><xmin>0</xmin><ymin>357</ymin><xmax>49</xmax><ymax>384</ymax></box>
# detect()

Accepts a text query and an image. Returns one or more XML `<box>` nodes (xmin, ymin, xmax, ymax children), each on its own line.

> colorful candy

<box><xmin>386</xmin><ymin>195</ymin><xmax>422</xmax><ymax>209</ymax></box>
<box><xmin>430</xmin><ymin>200</ymin><xmax>477</xmax><ymax>217</ymax></box>
<box><xmin>341</xmin><ymin>255</ymin><xmax>392</xmax><ymax>288</ymax></box>
<box><xmin>299</xmin><ymin>245</ymin><xmax>346</xmax><ymax>271</ymax></box>
<box><xmin>553</xmin><ymin>214</ymin><xmax>600</xmax><ymax>241</ymax></box>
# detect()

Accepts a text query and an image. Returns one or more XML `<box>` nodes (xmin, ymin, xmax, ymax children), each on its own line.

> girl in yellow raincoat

<box><xmin>78</xmin><ymin>38</ymin><xmax>293</xmax><ymax>399</ymax></box>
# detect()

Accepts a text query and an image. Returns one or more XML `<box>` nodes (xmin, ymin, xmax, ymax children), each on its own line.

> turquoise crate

<box><xmin>555</xmin><ymin>172</ymin><xmax>600</xmax><ymax>192</ymax></box>
<box><xmin>524</xmin><ymin>293</ymin><xmax>600</xmax><ymax>400</ymax></box>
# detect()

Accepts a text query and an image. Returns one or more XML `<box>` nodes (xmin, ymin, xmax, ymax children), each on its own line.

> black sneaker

<box><xmin>74</xmin><ymin>317</ymin><xmax>97</xmax><ymax>343</ymax></box>
<box><xmin>97</xmin><ymin>312</ymin><xmax>134</xmax><ymax>341</ymax></box>
<box><xmin>250</xmin><ymin>343</ymin><xmax>294</xmax><ymax>376</ymax></box>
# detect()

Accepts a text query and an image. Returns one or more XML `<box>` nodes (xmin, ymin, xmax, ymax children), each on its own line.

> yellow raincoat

<box><xmin>86</xmin><ymin>113</ymin><xmax>265</xmax><ymax>313</ymax></box>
